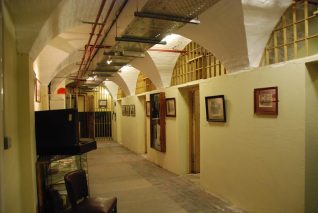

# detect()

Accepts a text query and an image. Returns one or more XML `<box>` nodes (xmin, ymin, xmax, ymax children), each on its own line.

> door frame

<box><xmin>189</xmin><ymin>86</ymin><xmax>200</xmax><ymax>173</ymax></box>
<box><xmin>0</xmin><ymin>1</ymin><xmax>5</xmax><ymax>210</ymax></box>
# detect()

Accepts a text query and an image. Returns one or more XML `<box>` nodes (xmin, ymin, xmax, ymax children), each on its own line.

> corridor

<box><xmin>87</xmin><ymin>141</ymin><xmax>245</xmax><ymax>213</ymax></box>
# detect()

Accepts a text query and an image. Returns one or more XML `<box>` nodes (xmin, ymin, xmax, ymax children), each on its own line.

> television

<box><xmin>35</xmin><ymin>109</ymin><xmax>80</xmax><ymax>147</ymax></box>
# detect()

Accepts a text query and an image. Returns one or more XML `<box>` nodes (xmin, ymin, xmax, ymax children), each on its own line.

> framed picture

<box><xmin>205</xmin><ymin>95</ymin><xmax>226</xmax><ymax>122</ymax></box>
<box><xmin>146</xmin><ymin>101</ymin><xmax>150</xmax><ymax>117</ymax></box>
<box><xmin>130</xmin><ymin>105</ymin><xmax>135</xmax><ymax>117</ymax></box>
<box><xmin>254</xmin><ymin>86</ymin><xmax>278</xmax><ymax>115</ymax></box>
<box><xmin>165</xmin><ymin>98</ymin><xmax>176</xmax><ymax>117</ymax></box>
<box><xmin>35</xmin><ymin>79</ymin><xmax>41</xmax><ymax>103</ymax></box>
<box><xmin>125</xmin><ymin>105</ymin><xmax>130</xmax><ymax>116</ymax></box>
<box><xmin>122</xmin><ymin>105</ymin><xmax>126</xmax><ymax>116</ymax></box>
<box><xmin>99</xmin><ymin>99</ymin><xmax>107</xmax><ymax>108</ymax></box>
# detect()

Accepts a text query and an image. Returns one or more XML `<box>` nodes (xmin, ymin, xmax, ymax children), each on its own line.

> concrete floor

<box><xmin>87</xmin><ymin>141</ymin><xmax>245</xmax><ymax>213</ymax></box>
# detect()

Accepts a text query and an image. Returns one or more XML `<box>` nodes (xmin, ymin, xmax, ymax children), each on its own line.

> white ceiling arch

<box><xmin>117</xmin><ymin>66</ymin><xmax>140</xmax><ymax>96</ymax></box>
<box><xmin>130</xmin><ymin>52</ymin><xmax>163</xmax><ymax>89</ymax></box>
<box><xmin>242</xmin><ymin>0</ymin><xmax>293</xmax><ymax>67</ymax></box>
<box><xmin>176</xmin><ymin>0</ymin><xmax>249</xmax><ymax>73</ymax></box>
<box><xmin>14</xmin><ymin>0</ymin><xmax>296</xmax><ymax>98</ymax></box>
<box><xmin>108</xmin><ymin>73</ymin><xmax>131</xmax><ymax>97</ymax></box>
<box><xmin>146</xmin><ymin>34</ymin><xmax>191</xmax><ymax>88</ymax></box>
<box><xmin>30</xmin><ymin>0</ymin><xmax>148</xmax><ymax>60</ymax></box>
<box><xmin>104</xmin><ymin>81</ymin><xmax>119</xmax><ymax>99</ymax></box>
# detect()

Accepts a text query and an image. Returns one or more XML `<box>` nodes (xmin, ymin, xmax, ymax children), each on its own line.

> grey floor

<box><xmin>87</xmin><ymin>141</ymin><xmax>245</xmax><ymax>213</ymax></box>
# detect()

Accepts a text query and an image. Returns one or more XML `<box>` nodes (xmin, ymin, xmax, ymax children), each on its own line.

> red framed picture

<box><xmin>254</xmin><ymin>87</ymin><xmax>278</xmax><ymax>115</ymax></box>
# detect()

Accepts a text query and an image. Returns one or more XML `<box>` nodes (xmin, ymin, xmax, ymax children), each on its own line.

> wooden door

<box><xmin>190</xmin><ymin>89</ymin><xmax>200</xmax><ymax>173</ymax></box>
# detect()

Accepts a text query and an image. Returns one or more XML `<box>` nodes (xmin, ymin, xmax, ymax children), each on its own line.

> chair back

<box><xmin>64</xmin><ymin>169</ymin><xmax>89</xmax><ymax>208</ymax></box>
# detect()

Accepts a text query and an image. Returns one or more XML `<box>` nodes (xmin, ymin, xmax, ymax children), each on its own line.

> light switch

<box><xmin>4</xmin><ymin>136</ymin><xmax>11</xmax><ymax>150</ymax></box>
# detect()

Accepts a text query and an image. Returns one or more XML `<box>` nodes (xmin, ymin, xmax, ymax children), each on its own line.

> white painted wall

<box><xmin>145</xmin><ymin>87</ymin><xmax>190</xmax><ymax>175</ymax></box>
<box><xmin>200</xmin><ymin>61</ymin><xmax>307</xmax><ymax>213</ymax></box>
<box><xmin>2</xmin><ymin>6</ymin><xmax>22</xmax><ymax>212</ymax></box>
<box><xmin>118</xmin><ymin>96</ymin><xmax>145</xmax><ymax>154</ymax></box>
<box><xmin>50</xmin><ymin>94</ymin><xmax>65</xmax><ymax>110</ymax></box>
<box><xmin>116</xmin><ymin>55</ymin><xmax>318</xmax><ymax>213</ymax></box>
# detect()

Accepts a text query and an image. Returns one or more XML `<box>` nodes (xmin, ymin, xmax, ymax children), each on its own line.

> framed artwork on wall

<box><xmin>122</xmin><ymin>105</ymin><xmax>126</xmax><ymax>116</ymax></box>
<box><xmin>205</xmin><ymin>95</ymin><xmax>226</xmax><ymax>122</ymax></box>
<box><xmin>146</xmin><ymin>101</ymin><xmax>150</xmax><ymax>117</ymax></box>
<box><xmin>125</xmin><ymin>105</ymin><xmax>130</xmax><ymax>116</ymax></box>
<box><xmin>98</xmin><ymin>99</ymin><xmax>107</xmax><ymax>108</ymax></box>
<box><xmin>130</xmin><ymin>105</ymin><xmax>135</xmax><ymax>117</ymax></box>
<box><xmin>254</xmin><ymin>86</ymin><xmax>278</xmax><ymax>115</ymax></box>
<box><xmin>165</xmin><ymin>98</ymin><xmax>176</xmax><ymax>117</ymax></box>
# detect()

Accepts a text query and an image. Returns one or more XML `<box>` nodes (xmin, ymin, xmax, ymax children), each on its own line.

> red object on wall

<box><xmin>57</xmin><ymin>88</ymin><xmax>66</xmax><ymax>94</ymax></box>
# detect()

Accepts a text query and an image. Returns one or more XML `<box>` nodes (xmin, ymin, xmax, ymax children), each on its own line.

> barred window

<box><xmin>171</xmin><ymin>41</ymin><xmax>226</xmax><ymax>86</ymax></box>
<box><xmin>261</xmin><ymin>0</ymin><xmax>318</xmax><ymax>66</ymax></box>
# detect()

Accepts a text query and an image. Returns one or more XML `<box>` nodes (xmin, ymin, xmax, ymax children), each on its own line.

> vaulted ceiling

<box><xmin>4</xmin><ymin>0</ymin><xmax>293</xmax><ymax>98</ymax></box>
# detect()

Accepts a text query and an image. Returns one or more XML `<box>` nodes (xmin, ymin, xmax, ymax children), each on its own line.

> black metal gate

<box><xmin>94</xmin><ymin>111</ymin><xmax>112</xmax><ymax>138</ymax></box>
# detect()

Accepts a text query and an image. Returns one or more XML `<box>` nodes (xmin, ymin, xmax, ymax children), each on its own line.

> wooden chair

<box><xmin>64</xmin><ymin>169</ymin><xmax>117</xmax><ymax>213</ymax></box>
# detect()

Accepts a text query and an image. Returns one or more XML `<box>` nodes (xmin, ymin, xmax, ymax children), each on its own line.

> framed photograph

<box><xmin>99</xmin><ymin>99</ymin><xmax>107</xmax><ymax>108</ymax></box>
<box><xmin>122</xmin><ymin>105</ymin><xmax>126</xmax><ymax>116</ymax></box>
<box><xmin>165</xmin><ymin>98</ymin><xmax>176</xmax><ymax>117</ymax></box>
<box><xmin>130</xmin><ymin>105</ymin><xmax>135</xmax><ymax>117</ymax></box>
<box><xmin>35</xmin><ymin>79</ymin><xmax>41</xmax><ymax>103</ymax></box>
<box><xmin>125</xmin><ymin>105</ymin><xmax>130</xmax><ymax>116</ymax></box>
<box><xmin>205</xmin><ymin>95</ymin><xmax>226</xmax><ymax>122</ymax></box>
<box><xmin>146</xmin><ymin>101</ymin><xmax>150</xmax><ymax>117</ymax></box>
<box><xmin>254</xmin><ymin>87</ymin><xmax>278</xmax><ymax>115</ymax></box>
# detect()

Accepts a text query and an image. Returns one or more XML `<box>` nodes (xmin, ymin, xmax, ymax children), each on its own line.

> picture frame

<box><xmin>205</xmin><ymin>95</ymin><xmax>226</xmax><ymax>122</ymax></box>
<box><xmin>35</xmin><ymin>79</ymin><xmax>41</xmax><ymax>103</ymax></box>
<box><xmin>165</xmin><ymin>98</ymin><xmax>176</xmax><ymax>117</ymax></box>
<box><xmin>254</xmin><ymin>86</ymin><xmax>278</xmax><ymax>115</ymax></box>
<box><xmin>125</xmin><ymin>105</ymin><xmax>130</xmax><ymax>116</ymax></box>
<box><xmin>122</xmin><ymin>105</ymin><xmax>126</xmax><ymax>116</ymax></box>
<box><xmin>130</xmin><ymin>105</ymin><xmax>135</xmax><ymax>117</ymax></box>
<box><xmin>146</xmin><ymin>101</ymin><xmax>150</xmax><ymax>117</ymax></box>
<box><xmin>98</xmin><ymin>99</ymin><xmax>107</xmax><ymax>108</ymax></box>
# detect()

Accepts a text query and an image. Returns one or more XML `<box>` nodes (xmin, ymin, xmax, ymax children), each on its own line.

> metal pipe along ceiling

<box><xmin>76</xmin><ymin>0</ymin><xmax>107</xmax><ymax>81</ymax></box>
<box><xmin>76</xmin><ymin>0</ymin><xmax>117</xmax><ymax>86</ymax></box>
<box><xmin>81</xmin><ymin>0</ymin><xmax>117</xmax><ymax>76</ymax></box>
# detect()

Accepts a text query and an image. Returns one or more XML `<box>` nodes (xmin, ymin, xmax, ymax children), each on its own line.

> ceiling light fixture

<box><xmin>106</xmin><ymin>55</ymin><xmax>113</xmax><ymax>64</ymax></box>
<box><xmin>162</xmin><ymin>34</ymin><xmax>179</xmax><ymax>43</ymax></box>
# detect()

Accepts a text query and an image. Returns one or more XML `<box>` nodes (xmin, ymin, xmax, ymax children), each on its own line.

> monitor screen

<box><xmin>35</xmin><ymin>109</ymin><xmax>79</xmax><ymax>147</ymax></box>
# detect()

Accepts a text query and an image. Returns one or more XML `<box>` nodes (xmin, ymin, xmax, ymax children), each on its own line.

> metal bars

<box><xmin>171</xmin><ymin>41</ymin><xmax>226</xmax><ymax>86</ymax></box>
<box><xmin>135</xmin><ymin>72</ymin><xmax>156</xmax><ymax>94</ymax></box>
<box><xmin>261</xmin><ymin>0</ymin><xmax>318</xmax><ymax>66</ymax></box>
<box><xmin>117</xmin><ymin>88</ymin><xmax>126</xmax><ymax>99</ymax></box>
<box><xmin>94</xmin><ymin>86</ymin><xmax>112</xmax><ymax>140</ymax></box>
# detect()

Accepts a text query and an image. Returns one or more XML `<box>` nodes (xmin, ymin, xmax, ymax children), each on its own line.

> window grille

<box><xmin>135</xmin><ymin>72</ymin><xmax>156</xmax><ymax>94</ymax></box>
<box><xmin>261</xmin><ymin>0</ymin><xmax>318</xmax><ymax>66</ymax></box>
<box><xmin>171</xmin><ymin>41</ymin><xmax>226</xmax><ymax>86</ymax></box>
<box><xmin>117</xmin><ymin>88</ymin><xmax>126</xmax><ymax>99</ymax></box>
